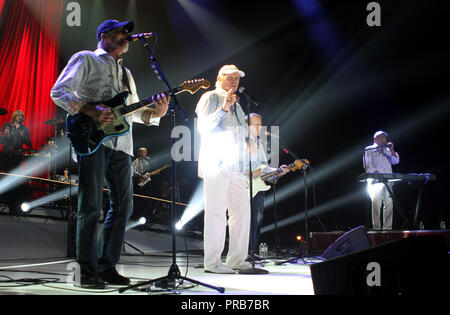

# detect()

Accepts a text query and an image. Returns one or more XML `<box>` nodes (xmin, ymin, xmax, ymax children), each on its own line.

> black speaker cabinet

<box><xmin>321</xmin><ymin>226</ymin><xmax>371</xmax><ymax>259</ymax></box>
<box><xmin>311</xmin><ymin>235</ymin><xmax>449</xmax><ymax>295</ymax></box>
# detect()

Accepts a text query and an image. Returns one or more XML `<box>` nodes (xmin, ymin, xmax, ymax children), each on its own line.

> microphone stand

<box><xmin>272</xmin><ymin>135</ymin><xmax>328</xmax><ymax>265</ymax></box>
<box><xmin>239</xmin><ymin>91</ymin><xmax>268</xmax><ymax>275</ymax></box>
<box><xmin>272</xmin><ymin>178</ymin><xmax>281</xmax><ymax>257</ymax></box>
<box><xmin>119</xmin><ymin>36</ymin><xmax>224</xmax><ymax>294</ymax></box>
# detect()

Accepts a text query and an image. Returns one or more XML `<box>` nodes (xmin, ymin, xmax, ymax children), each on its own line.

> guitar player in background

<box><xmin>244</xmin><ymin>113</ymin><xmax>290</xmax><ymax>261</ymax></box>
<box><xmin>364</xmin><ymin>130</ymin><xmax>400</xmax><ymax>231</ymax></box>
<box><xmin>51</xmin><ymin>19</ymin><xmax>169</xmax><ymax>289</ymax></box>
<box><xmin>131</xmin><ymin>147</ymin><xmax>154</xmax><ymax>223</ymax></box>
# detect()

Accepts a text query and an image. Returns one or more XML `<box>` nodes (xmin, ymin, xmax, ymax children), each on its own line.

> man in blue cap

<box><xmin>51</xmin><ymin>20</ymin><xmax>170</xmax><ymax>288</ymax></box>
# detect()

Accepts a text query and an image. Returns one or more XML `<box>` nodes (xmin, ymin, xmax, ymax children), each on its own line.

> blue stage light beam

<box><xmin>175</xmin><ymin>181</ymin><xmax>204</xmax><ymax>230</ymax></box>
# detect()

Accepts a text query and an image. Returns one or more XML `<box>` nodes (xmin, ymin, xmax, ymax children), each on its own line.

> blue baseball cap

<box><xmin>96</xmin><ymin>20</ymin><xmax>134</xmax><ymax>41</ymax></box>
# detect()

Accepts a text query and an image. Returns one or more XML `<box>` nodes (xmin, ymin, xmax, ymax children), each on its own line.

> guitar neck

<box><xmin>147</xmin><ymin>165</ymin><xmax>169</xmax><ymax>177</ymax></box>
<box><xmin>120</xmin><ymin>85</ymin><xmax>184</xmax><ymax>116</ymax></box>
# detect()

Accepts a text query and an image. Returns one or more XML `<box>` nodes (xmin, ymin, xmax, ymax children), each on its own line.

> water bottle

<box><xmin>263</xmin><ymin>243</ymin><xmax>268</xmax><ymax>258</ymax></box>
<box><xmin>259</xmin><ymin>243</ymin><xmax>265</xmax><ymax>258</ymax></box>
<box><xmin>440</xmin><ymin>221</ymin><xmax>446</xmax><ymax>230</ymax></box>
<box><xmin>419</xmin><ymin>221</ymin><xmax>424</xmax><ymax>230</ymax></box>
<box><xmin>259</xmin><ymin>243</ymin><xmax>268</xmax><ymax>258</ymax></box>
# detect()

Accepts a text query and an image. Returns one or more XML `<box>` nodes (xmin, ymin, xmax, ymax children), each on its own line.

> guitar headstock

<box><xmin>291</xmin><ymin>159</ymin><xmax>310</xmax><ymax>172</ymax></box>
<box><xmin>182</xmin><ymin>79</ymin><xmax>211</xmax><ymax>94</ymax></box>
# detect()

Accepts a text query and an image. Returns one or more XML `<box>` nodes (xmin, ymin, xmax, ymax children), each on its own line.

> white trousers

<box><xmin>368</xmin><ymin>181</ymin><xmax>393</xmax><ymax>230</ymax></box>
<box><xmin>203</xmin><ymin>169</ymin><xmax>250</xmax><ymax>269</ymax></box>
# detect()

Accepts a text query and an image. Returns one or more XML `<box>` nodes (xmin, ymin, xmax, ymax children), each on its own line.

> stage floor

<box><xmin>0</xmin><ymin>254</ymin><xmax>316</xmax><ymax>295</ymax></box>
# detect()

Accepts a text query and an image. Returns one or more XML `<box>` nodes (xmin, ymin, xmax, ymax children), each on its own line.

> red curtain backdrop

<box><xmin>0</xmin><ymin>0</ymin><xmax>63</xmax><ymax>151</ymax></box>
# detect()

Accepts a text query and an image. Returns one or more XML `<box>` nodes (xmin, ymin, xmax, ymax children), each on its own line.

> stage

<box><xmin>1</xmin><ymin>211</ymin><xmax>449</xmax><ymax>296</ymax></box>
<box><xmin>0</xmin><ymin>256</ymin><xmax>315</xmax><ymax>296</ymax></box>
<box><xmin>0</xmin><ymin>212</ymin><xmax>315</xmax><ymax>295</ymax></box>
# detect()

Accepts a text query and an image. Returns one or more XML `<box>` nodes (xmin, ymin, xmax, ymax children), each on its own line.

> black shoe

<box><xmin>98</xmin><ymin>267</ymin><xmax>130</xmax><ymax>286</ymax></box>
<box><xmin>245</xmin><ymin>254</ymin><xmax>265</xmax><ymax>262</ymax></box>
<box><xmin>74</xmin><ymin>268</ymin><xmax>106</xmax><ymax>289</ymax></box>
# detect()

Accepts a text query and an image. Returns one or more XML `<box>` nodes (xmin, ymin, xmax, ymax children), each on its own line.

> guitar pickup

<box><xmin>115</xmin><ymin>124</ymin><xmax>125</xmax><ymax>132</ymax></box>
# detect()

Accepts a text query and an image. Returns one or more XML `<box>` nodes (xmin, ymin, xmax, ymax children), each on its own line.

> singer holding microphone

<box><xmin>196</xmin><ymin>64</ymin><xmax>253</xmax><ymax>273</ymax></box>
<box><xmin>363</xmin><ymin>130</ymin><xmax>399</xmax><ymax>230</ymax></box>
<box><xmin>51</xmin><ymin>20</ymin><xmax>169</xmax><ymax>289</ymax></box>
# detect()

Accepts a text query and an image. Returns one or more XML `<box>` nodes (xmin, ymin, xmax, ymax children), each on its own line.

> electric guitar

<box><xmin>136</xmin><ymin>164</ymin><xmax>170</xmax><ymax>187</ymax></box>
<box><xmin>247</xmin><ymin>159</ymin><xmax>308</xmax><ymax>198</ymax></box>
<box><xmin>66</xmin><ymin>79</ymin><xmax>210</xmax><ymax>156</ymax></box>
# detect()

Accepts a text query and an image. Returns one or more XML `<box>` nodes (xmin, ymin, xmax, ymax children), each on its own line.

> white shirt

<box><xmin>51</xmin><ymin>48</ymin><xmax>160</xmax><ymax>156</ymax></box>
<box><xmin>364</xmin><ymin>144</ymin><xmax>400</xmax><ymax>173</ymax></box>
<box><xmin>195</xmin><ymin>87</ymin><xmax>247</xmax><ymax>178</ymax></box>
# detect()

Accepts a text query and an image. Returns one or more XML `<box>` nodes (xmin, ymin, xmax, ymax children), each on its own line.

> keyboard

<box><xmin>357</xmin><ymin>173</ymin><xmax>436</xmax><ymax>183</ymax></box>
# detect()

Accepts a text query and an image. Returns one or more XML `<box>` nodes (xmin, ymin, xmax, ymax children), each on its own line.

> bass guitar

<box><xmin>66</xmin><ymin>79</ymin><xmax>210</xmax><ymax>156</ymax></box>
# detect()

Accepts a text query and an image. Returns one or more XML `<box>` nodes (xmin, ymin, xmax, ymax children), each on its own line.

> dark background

<box><xmin>56</xmin><ymin>0</ymin><xmax>450</xmax><ymax>247</ymax></box>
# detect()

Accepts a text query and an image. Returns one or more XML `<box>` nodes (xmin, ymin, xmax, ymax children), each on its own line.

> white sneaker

<box><xmin>227</xmin><ymin>262</ymin><xmax>253</xmax><ymax>271</ymax></box>
<box><xmin>204</xmin><ymin>264</ymin><xmax>236</xmax><ymax>274</ymax></box>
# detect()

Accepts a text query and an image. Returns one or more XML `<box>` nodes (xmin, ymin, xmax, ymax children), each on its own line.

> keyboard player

<box><xmin>363</xmin><ymin>130</ymin><xmax>400</xmax><ymax>230</ymax></box>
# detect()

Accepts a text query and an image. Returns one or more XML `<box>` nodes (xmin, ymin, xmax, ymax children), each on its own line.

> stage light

<box><xmin>18</xmin><ymin>186</ymin><xmax>78</xmax><ymax>213</ymax></box>
<box><xmin>174</xmin><ymin>182</ymin><xmax>204</xmax><ymax>231</ymax></box>
<box><xmin>296</xmin><ymin>235</ymin><xmax>303</xmax><ymax>241</ymax></box>
<box><xmin>20</xmin><ymin>202</ymin><xmax>31</xmax><ymax>213</ymax></box>
<box><xmin>175</xmin><ymin>221</ymin><xmax>183</xmax><ymax>231</ymax></box>
<box><xmin>126</xmin><ymin>217</ymin><xmax>148</xmax><ymax>231</ymax></box>
<box><xmin>0</xmin><ymin>143</ymin><xmax>71</xmax><ymax>195</ymax></box>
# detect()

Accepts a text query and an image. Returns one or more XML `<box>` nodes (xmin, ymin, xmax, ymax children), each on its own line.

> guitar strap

<box><xmin>110</xmin><ymin>66</ymin><xmax>133</xmax><ymax>149</ymax></box>
<box><xmin>121</xmin><ymin>66</ymin><xmax>132</xmax><ymax>95</ymax></box>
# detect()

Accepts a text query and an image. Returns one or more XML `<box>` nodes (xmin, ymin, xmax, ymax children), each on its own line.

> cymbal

<box><xmin>0</xmin><ymin>108</ymin><xmax>7</xmax><ymax>116</ymax></box>
<box><xmin>44</xmin><ymin>118</ymin><xmax>65</xmax><ymax>125</ymax></box>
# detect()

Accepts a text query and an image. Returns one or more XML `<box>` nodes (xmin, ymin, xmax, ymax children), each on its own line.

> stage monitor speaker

<box><xmin>310</xmin><ymin>235</ymin><xmax>449</xmax><ymax>295</ymax></box>
<box><xmin>321</xmin><ymin>225</ymin><xmax>371</xmax><ymax>260</ymax></box>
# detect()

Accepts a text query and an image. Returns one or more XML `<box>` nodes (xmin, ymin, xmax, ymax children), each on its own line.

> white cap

<box><xmin>373</xmin><ymin>130</ymin><xmax>388</xmax><ymax>138</ymax></box>
<box><xmin>218</xmin><ymin>64</ymin><xmax>245</xmax><ymax>77</ymax></box>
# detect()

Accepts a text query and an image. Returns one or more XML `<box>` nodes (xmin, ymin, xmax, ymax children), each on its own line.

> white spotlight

<box><xmin>139</xmin><ymin>217</ymin><xmax>147</xmax><ymax>225</ymax></box>
<box><xmin>175</xmin><ymin>221</ymin><xmax>183</xmax><ymax>231</ymax></box>
<box><xmin>20</xmin><ymin>202</ymin><xmax>31</xmax><ymax>213</ymax></box>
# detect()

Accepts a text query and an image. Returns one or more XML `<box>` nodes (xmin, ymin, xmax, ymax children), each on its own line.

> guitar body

<box><xmin>249</xmin><ymin>176</ymin><xmax>271</xmax><ymax>198</ymax></box>
<box><xmin>246</xmin><ymin>165</ymin><xmax>271</xmax><ymax>198</ymax></box>
<box><xmin>66</xmin><ymin>92</ymin><xmax>131</xmax><ymax>156</ymax></box>
<box><xmin>246</xmin><ymin>160</ymin><xmax>306</xmax><ymax>198</ymax></box>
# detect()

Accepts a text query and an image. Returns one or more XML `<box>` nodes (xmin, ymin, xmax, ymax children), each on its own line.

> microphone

<box><xmin>238</xmin><ymin>87</ymin><xmax>259</xmax><ymax>106</ymax></box>
<box><xmin>127</xmin><ymin>32</ymin><xmax>154</xmax><ymax>41</ymax></box>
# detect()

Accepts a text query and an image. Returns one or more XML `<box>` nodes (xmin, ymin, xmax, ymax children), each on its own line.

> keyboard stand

<box><xmin>379</xmin><ymin>179</ymin><xmax>412</xmax><ymax>230</ymax></box>
<box><xmin>412</xmin><ymin>183</ymin><xmax>425</xmax><ymax>229</ymax></box>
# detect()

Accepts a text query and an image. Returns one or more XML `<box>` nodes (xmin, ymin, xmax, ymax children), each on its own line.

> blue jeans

<box><xmin>76</xmin><ymin>146</ymin><xmax>133</xmax><ymax>271</ymax></box>
<box><xmin>249</xmin><ymin>191</ymin><xmax>265</xmax><ymax>252</ymax></box>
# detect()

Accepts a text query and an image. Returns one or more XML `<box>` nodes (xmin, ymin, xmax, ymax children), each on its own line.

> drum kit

<box><xmin>0</xmin><ymin>110</ymin><xmax>68</xmax><ymax>181</ymax></box>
